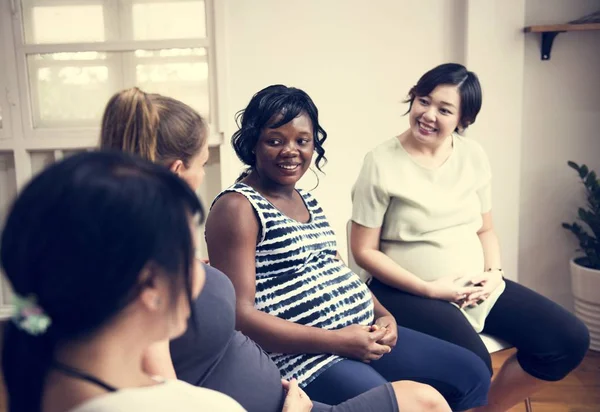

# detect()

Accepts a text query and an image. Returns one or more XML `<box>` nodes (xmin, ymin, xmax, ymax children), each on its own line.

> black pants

<box><xmin>369</xmin><ymin>278</ymin><xmax>590</xmax><ymax>381</ymax></box>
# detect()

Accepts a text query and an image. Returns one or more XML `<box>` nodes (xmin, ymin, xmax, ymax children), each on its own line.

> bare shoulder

<box><xmin>210</xmin><ymin>191</ymin><xmax>255</xmax><ymax>218</ymax></box>
<box><xmin>207</xmin><ymin>191</ymin><xmax>257</xmax><ymax>226</ymax></box>
<box><xmin>206</xmin><ymin>191</ymin><xmax>259</xmax><ymax>239</ymax></box>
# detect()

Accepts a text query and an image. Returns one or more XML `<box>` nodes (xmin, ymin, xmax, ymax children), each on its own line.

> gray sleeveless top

<box><xmin>170</xmin><ymin>264</ymin><xmax>284</xmax><ymax>412</ymax></box>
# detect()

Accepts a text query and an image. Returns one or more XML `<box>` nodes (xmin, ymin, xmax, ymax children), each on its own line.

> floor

<box><xmin>496</xmin><ymin>349</ymin><xmax>600</xmax><ymax>412</ymax></box>
<box><xmin>0</xmin><ymin>330</ymin><xmax>598</xmax><ymax>411</ymax></box>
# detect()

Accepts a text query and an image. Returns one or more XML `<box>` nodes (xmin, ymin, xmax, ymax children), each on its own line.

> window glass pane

<box><xmin>130</xmin><ymin>0</ymin><xmax>206</xmax><ymax>40</ymax></box>
<box><xmin>21</xmin><ymin>0</ymin><xmax>111</xmax><ymax>44</ymax></box>
<box><xmin>27</xmin><ymin>48</ymin><xmax>209</xmax><ymax>129</ymax></box>
<box><xmin>134</xmin><ymin>48</ymin><xmax>209</xmax><ymax>119</ymax></box>
<box><xmin>27</xmin><ymin>52</ymin><xmax>117</xmax><ymax>128</ymax></box>
<box><xmin>21</xmin><ymin>1</ymin><xmax>206</xmax><ymax>43</ymax></box>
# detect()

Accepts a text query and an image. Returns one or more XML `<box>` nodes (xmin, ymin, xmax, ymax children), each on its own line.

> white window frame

<box><xmin>0</xmin><ymin>0</ymin><xmax>228</xmax><ymax>319</ymax></box>
<box><xmin>0</xmin><ymin>50</ymin><xmax>10</xmax><ymax>141</ymax></box>
<box><xmin>12</xmin><ymin>0</ymin><xmax>222</xmax><ymax>148</ymax></box>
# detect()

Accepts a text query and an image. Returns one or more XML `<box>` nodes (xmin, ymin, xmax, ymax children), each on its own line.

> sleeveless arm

<box><xmin>205</xmin><ymin>193</ymin><xmax>342</xmax><ymax>355</ymax></box>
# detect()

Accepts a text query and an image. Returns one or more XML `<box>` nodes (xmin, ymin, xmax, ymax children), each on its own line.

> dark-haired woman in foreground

<box><xmin>350</xmin><ymin>63</ymin><xmax>590</xmax><ymax>411</ymax></box>
<box><xmin>1</xmin><ymin>151</ymin><xmax>244</xmax><ymax>412</ymax></box>
<box><xmin>205</xmin><ymin>84</ymin><xmax>492</xmax><ymax>411</ymax></box>
<box><xmin>102</xmin><ymin>87</ymin><xmax>449</xmax><ymax>412</ymax></box>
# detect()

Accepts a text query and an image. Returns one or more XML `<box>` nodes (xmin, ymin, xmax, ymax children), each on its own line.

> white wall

<box><xmin>219</xmin><ymin>0</ymin><xmax>468</xmax><ymax>258</ymax></box>
<box><xmin>197</xmin><ymin>147</ymin><xmax>222</xmax><ymax>258</ymax></box>
<box><xmin>519</xmin><ymin>0</ymin><xmax>600</xmax><ymax>310</ymax></box>
<box><xmin>465</xmin><ymin>0</ymin><xmax>525</xmax><ymax>281</ymax></box>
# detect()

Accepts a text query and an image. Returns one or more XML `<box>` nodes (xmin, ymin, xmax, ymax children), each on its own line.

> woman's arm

<box><xmin>371</xmin><ymin>292</ymin><xmax>392</xmax><ymax>319</ymax></box>
<box><xmin>370</xmin><ymin>293</ymin><xmax>397</xmax><ymax>348</ymax></box>
<box><xmin>351</xmin><ymin>222</ymin><xmax>430</xmax><ymax>295</ymax></box>
<box><xmin>477</xmin><ymin>212</ymin><xmax>502</xmax><ymax>270</ymax></box>
<box><xmin>143</xmin><ymin>340</ymin><xmax>177</xmax><ymax>379</ymax></box>
<box><xmin>461</xmin><ymin>212</ymin><xmax>504</xmax><ymax>306</ymax></box>
<box><xmin>206</xmin><ymin>193</ymin><xmax>384</xmax><ymax>358</ymax></box>
<box><xmin>351</xmin><ymin>222</ymin><xmax>481</xmax><ymax>303</ymax></box>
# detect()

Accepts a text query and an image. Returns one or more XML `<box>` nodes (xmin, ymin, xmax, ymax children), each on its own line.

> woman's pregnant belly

<box><xmin>201</xmin><ymin>331</ymin><xmax>285</xmax><ymax>412</ymax></box>
<box><xmin>380</xmin><ymin>233</ymin><xmax>484</xmax><ymax>282</ymax></box>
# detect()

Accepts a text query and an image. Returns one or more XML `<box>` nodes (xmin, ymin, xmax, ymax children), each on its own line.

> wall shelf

<box><xmin>524</xmin><ymin>23</ymin><xmax>600</xmax><ymax>61</ymax></box>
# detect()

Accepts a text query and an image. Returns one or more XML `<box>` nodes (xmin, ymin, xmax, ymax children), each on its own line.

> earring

<box><xmin>307</xmin><ymin>167</ymin><xmax>320</xmax><ymax>191</ymax></box>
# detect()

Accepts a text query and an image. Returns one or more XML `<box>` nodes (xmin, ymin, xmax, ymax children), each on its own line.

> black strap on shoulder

<box><xmin>52</xmin><ymin>362</ymin><xmax>118</xmax><ymax>393</ymax></box>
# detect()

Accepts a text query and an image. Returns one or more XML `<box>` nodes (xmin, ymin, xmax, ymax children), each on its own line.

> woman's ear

<box><xmin>138</xmin><ymin>266</ymin><xmax>167</xmax><ymax>312</ymax></box>
<box><xmin>169</xmin><ymin>159</ymin><xmax>185</xmax><ymax>176</ymax></box>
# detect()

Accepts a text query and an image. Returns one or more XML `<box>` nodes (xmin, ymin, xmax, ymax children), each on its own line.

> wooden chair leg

<box><xmin>524</xmin><ymin>397</ymin><xmax>533</xmax><ymax>412</ymax></box>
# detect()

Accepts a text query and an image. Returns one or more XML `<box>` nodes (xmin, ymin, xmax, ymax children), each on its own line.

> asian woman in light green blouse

<box><xmin>350</xmin><ymin>63</ymin><xmax>589</xmax><ymax>412</ymax></box>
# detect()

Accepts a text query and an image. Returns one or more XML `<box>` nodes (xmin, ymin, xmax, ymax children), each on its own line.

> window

<box><xmin>15</xmin><ymin>0</ymin><xmax>220</xmax><ymax>143</ymax></box>
<box><xmin>0</xmin><ymin>0</ymin><xmax>225</xmax><ymax>318</ymax></box>
<box><xmin>26</xmin><ymin>48</ymin><xmax>210</xmax><ymax>129</ymax></box>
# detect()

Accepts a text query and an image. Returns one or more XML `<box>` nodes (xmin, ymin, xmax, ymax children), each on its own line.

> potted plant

<box><xmin>563</xmin><ymin>161</ymin><xmax>600</xmax><ymax>351</ymax></box>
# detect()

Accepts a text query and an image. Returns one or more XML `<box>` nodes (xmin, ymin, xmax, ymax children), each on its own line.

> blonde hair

<box><xmin>100</xmin><ymin>87</ymin><xmax>207</xmax><ymax>166</ymax></box>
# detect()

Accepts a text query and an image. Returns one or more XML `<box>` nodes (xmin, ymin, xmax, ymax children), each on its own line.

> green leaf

<box><xmin>565</xmin><ymin>162</ymin><xmax>600</xmax><ymax>264</ymax></box>
<box><xmin>586</xmin><ymin>172</ymin><xmax>597</xmax><ymax>189</ymax></box>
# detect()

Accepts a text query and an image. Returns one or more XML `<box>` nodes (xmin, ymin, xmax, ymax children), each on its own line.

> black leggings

<box><xmin>370</xmin><ymin>278</ymin><xmax>590</xmax><ymax>381</ymax></box>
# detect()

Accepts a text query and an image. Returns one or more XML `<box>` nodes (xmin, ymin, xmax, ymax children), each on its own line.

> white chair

<box><xmin>345</xmin><ymin>221</ymin><xmax>533</xmax><ymax>412</ymax></box>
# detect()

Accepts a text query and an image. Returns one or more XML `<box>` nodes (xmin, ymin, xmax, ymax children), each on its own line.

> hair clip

<box><xmin>11</xmin><ymin>293</ymin><xmax>52</xmax><ymax>336</ymax></box>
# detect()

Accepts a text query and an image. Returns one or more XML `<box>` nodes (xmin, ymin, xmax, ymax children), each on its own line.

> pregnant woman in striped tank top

<box><xmin>205</xmin><ymin>85</ymin><xmax>492</xmax><ymax>411</ymax></box>
<box><xmin>101</xmin><ymin>87</ymin><xmax>440</xmax><ymax>412</ymax></box>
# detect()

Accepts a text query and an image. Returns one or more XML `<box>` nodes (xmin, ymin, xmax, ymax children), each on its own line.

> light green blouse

<box><xmin>351</xmin><ymin>135</ymin><xmax>505</xmax><ymax>332</ymax></box>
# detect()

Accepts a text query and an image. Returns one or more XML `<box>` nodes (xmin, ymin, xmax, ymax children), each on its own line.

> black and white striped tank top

<box><xmin>215</xmin><ymin>183</ymin><xmax>375</xmax><ymax>387</ymax></box>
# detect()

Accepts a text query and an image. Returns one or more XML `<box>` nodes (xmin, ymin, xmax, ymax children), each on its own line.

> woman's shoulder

<box><xmin>202</xmin><ymin>262</ymin><xmax>230</xmax><ymax>281</ymax></box>
<box><xmin>68</xmin><ymin>380</ymin><xmax>246</xmax><ymax>412</ymax></box>
<box><xmin>354</xmin><ymin>137</ymin><xmax>404</xmax><ymax>186</ymax></box>
<box><xmin>358</xmin><ymin>137</ymin><xmax>407</xmax><ymax>175</ymax></box>
<box><xmin>200</xmin><ymin>263</ymin><xmax>235</xmax><ymax>296</ymax></box>
<box><xmin>453</xmin><ymin>134</ymin><xmax>487</xmax><ymax>156</ymax></box>
<box><xmin>296</xmin><ymin>187</ymin><xmax>318</xmax><ymax>205</ymax></box>
<box><xmin>453</xmin><ymin>135</ymin><xmax>491</xmax><ymax>170</ymax></box>
<box><xmin>368</xmin><ymin>137</ymin><xmax>402</xmax><ymax>159</ymax></box>
<box><xmin>206</xmin><ymin>185</ymin><xmax>262</xmax><ymax>243</ymax></box>
<box><xmin>161</xmin><ymin>380</ymin><xmax>246</xmax><ymax>411</ymax></box>
<box><xmin>209</xmin><ymin>185</ymin><xmax>256</xmax><ymax>220</ymax></box>
<box><xmin>212</xmin><ymin>183</ymin><xmax>253</xmax><ymax>207</ymax></box>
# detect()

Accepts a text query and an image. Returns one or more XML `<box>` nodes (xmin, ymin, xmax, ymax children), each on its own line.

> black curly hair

<box><xmin>231</xmin><ymin>85</ymin><xmax>328</xmax><ymax>179</ymax></box>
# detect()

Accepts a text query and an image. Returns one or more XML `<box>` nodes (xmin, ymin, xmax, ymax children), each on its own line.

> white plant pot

<box><xmin>570</xmin><ymin>258</ymin><xmax>600</xmax><ymax>351</ymax></box>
